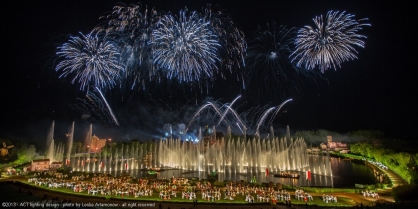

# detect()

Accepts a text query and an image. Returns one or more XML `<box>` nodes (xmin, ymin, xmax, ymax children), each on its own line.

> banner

<box><xmin>306</xmin><ymin>170</ymin><xmax>311</xmax><ymax>180</ymax></box>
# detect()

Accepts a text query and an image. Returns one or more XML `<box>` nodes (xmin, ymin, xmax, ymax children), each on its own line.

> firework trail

<box><xmin>56</xmin><ymin>32</ymin><xmax>125</xmax><ymax>91</ymax></box>
<box><xmin>185</xmin><ymin>97</ymin><xmax>247</xmax><ymax>134</ymax></box>
<box><xmin>267</xmin><ymin>98</ymin><xmax>293</xmax><ymax>126</ymax></box>
<box><xmin>86</xmin><ymin>91</ymin><xmax>111</xmax><ymax>122</ymax></box>
<box><xmin>95</xmin><ymin>87</ymin><xmax>119</xmax><ymax>126</ymax></box>
<box><xmin>222</xmin><ymin>105</ymin><xmax>246</xmax><ymax>131</ymax></box>
<box><xmin>71</xmin><ymin>92</ymin><xmax>111</xmax><ymax>123</ymax></box>
<box><xmin>239</xmin><ymin>104</ymin><xmax>277</xmax><ymax>134</ymax></box>
<box><xmin>236</xmin><ymin>122</ymin><xmax>244</xmax><ymax>134</ymax></box>
<box><xmin>185</xmin><ymin>102</ymin><xmax>225</xmax><ymax>132</ymax></box>
<box><xmin>290</xmin><ymin>11</ymin><xmax>370</xmax><ymax>73</ymax></box>
<box><xmin>216</xmin><ymin>95</ymin><xmax>241</xmax><ymax>126</ymax></box>
<box><xmin>255</xmin><ymin>106</ymin><xmax>276</xmax><ymax>137</ymax></box>
<box><xmin>94</xmin><ymin>3</ymin><xmax>161</xmax><ymax>90</ymax></box>
<box><xmin>182</xmin><ymin>97</ymin><xmax>292</xmax><ymax>136</ymax></box>
<box><xmin>84</xmin><ymin>92</ymin><xmax>112</xmax><ymax>123</ymax></box>
<box><xmin>151</xmin><ymin>9</ymin><xmax>221</xmax><ymax>83</ymax></box>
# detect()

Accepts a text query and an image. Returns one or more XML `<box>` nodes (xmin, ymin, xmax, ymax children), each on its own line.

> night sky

<box><xmin>1</xmin><ymin>0</ymin><xmax>416</xmax><ymax>142</ymax></box>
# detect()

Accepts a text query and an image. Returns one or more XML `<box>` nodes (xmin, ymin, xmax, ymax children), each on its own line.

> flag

<box><xmin>81</xmin><ymin>160</ymin><xmax>84</xmax><ymax>167</ymax></box>
<box><xmin>65</xmin><ymin>159</ymin><xmax>69</xmax><ymax>165</ymax></box>
<box><xmin>101</xmin><ymin>162</ymin><xmax>104</xmax><ymax>168</ymax></box>
<box><xmin>306</xmin><ymin>170</ymin><xmax>311</xmax><ymax>180</ymax></box>
<box><xmin>125</xmin><ymin>163</ymin><xmax>128</xmax><ymax>170</ymax></box>
<box><xmin>266</xmin><ymin>168</ymin><xmax>269</xmax><ymax>176</ymax></box>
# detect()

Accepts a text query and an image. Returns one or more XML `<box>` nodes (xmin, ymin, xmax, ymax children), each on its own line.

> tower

<box><xmin>327</xmin><ymin>136</ymin><xmax>332</xmax><ymax>143</ymax></box>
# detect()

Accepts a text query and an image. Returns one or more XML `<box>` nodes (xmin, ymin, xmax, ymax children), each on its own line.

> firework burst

<box><xmin>94</xmin><ymin>3</ymin><xmax>161</xmax><ymax>90</ymax></box>
<box><xmin>203</xmin><ymin>4</ymin><xmax>246</xmax><ymax>72</ymax></box>
<box><xmin>246</xmin><ymin>24</ymin><xmax>295</xmax><ymax>73</ymax></box>
<box><xmin>245</xmin><ymin>23</ymin><xmax>321</xmax><ymax>102</ymax></box>
<box><xmin>56</xmin><ymin>32</ymin><xmax>125</xmax><ymax>91</ymax></box>
<box><xmin>291</xmin><ymin>11</ymin><xmax>370</xmax><ymax>73</ymax></box>
<box><xmin>151</xmin><ymin>9</ymin><xmax>221</xmax><ymax>83</ymax></box>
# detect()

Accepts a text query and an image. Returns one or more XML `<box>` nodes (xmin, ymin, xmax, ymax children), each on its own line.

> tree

<box><xmin>16</xmin><ymin>144</ymin><xmax>37</xmax><ymax>163</ymax></box>
<box><xmin>348</xmin><ymin>130</ymin><xmax>384</xmax><ymax>146</ymax></box>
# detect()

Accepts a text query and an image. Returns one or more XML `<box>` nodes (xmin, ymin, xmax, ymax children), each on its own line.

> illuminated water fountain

<box><xmin>70</xmin><ymin>124</ymin><xmax>157</xmax><ymax>173</ymax></box>
<box><xmin>45</xmin><ymin>120</ymin><xmax>65</xmax><ymax>163</ymax></box>
<box><xmin>58</xmin><ymin>123</ymin><xmax>337</xmax><ymax>187</ymax></box>
<box><xmin>158</xmin><ymin>134</ymin><xmax>310</xmax><ymax>174</ymax></box>
<box><xmin>69</xmin><ymin>125</ymin><xmax>321</xmax><ymax>176</ymax></box>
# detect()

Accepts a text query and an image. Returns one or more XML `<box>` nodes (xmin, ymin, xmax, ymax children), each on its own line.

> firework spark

<box><xmin>56</xmin><ymin>32</ymin><xmax>125</xmax><ymax>91</ymax></box>
<box><xmin>291</xmin><ymin>11</ymin><xmax>370</xmax><ymax>73</ymax></box>
<box><xmin>151</xmin><ymin>9</ymin><xmax>221</xmax><ymax>83</ymax></box>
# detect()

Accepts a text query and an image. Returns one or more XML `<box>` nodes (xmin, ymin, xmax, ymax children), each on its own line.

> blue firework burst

<box><xmin>56</xmin><ymin>32</ymin><xmax>125</xmax><ymax>91</ymax></box>
<box><xmin>151</xmin><ymin>9</ymin><xmax>221</xmax><ymax>82</ymax></box>
<box><xmin>291</xmin><ymin>11</ymin><xmax>370</xmax><ymax>73</ymax></box>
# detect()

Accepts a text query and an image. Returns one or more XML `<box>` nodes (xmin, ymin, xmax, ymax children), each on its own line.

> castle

<box><xmin>320</xmin><ymin>136</ymin><xmax>349</xmax><ymax>152</ymax></box>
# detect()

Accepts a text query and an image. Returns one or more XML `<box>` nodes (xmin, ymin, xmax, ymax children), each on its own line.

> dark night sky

<box><xmin>1</xmin><ymin>0</ymin><xmax>416</xmax><ymax>142</ymax></box>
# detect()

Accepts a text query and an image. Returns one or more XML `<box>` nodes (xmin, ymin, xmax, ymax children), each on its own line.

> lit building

<box><xmin>322</xmin><ymin>136</ymin><xmax>349</xmax><ymax>152</ymax></box>
<box><xmin>31</xmin><ymin>159</ymin><xmax>50</xmax><ymax>171</ymax></box>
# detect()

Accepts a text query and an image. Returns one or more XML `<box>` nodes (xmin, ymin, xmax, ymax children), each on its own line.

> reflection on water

<box><xmin>330</xmin><ymin>158</ymin><xmax>377</xmax><ymax>187</ymax></box>
<box><xmin>73</xmin><ymin>155</ymin><xmax>376</xmax><ymax>188</ymax></box>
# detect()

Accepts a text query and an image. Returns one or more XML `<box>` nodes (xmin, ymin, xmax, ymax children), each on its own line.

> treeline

<box><xmin>350</xmin><ymin>142</ymin><xmax>418</xmax><ymax>184</ymax></box>
<box><xmin>294</xmin><ymin>129</ymin><xmax>418</xmax><ymax>184</ymax></box>
<box><xmin>295</xmin><ymin>129</ymin><xmax>417</xmax><ymax>151</ymax></box>
<box><xmin>295</xmin><ymin>129</ymin><xmax>386</xmax><ymax>147</ymax></box>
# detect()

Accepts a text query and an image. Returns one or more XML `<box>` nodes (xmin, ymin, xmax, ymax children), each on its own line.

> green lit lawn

<box><xmin>301</xmin><ymin>187</ymin><xmax>357</xmax><ymax>193</ymax></box>
<box><xmin>331</xmin><ymin>152</ymin><xmax>365</xmax><ymax>160</ymax></box>
<box><xmin>291</xmin><ymin>196</ymin><xmax>355</xmax><ymax>207</ymax></box>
